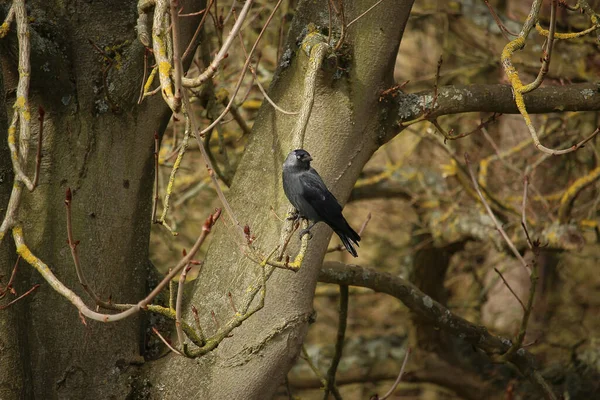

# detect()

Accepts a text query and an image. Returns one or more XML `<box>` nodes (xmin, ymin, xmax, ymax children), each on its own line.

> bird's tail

<box><xmin>335</xmin><ymin>223</ymin><xmax>361</xmax><ymax>257</ymax></box>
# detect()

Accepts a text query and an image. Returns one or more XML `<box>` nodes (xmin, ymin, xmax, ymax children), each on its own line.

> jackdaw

<box><xmin>282</xmin><ymin>149</ymin><xmax>361</xmax><ymax>257</ymax></box>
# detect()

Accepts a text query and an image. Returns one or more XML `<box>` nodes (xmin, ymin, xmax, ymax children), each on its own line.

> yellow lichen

<box><xmin>8</xmin><ymin>126</ymin><xmax>16</xmax><ymax>144</ymax></box>
<box><xmin>13</xmin><ymin>96</ymin><xmax>26</xmax><ymax>110</ymax></box>
<box><xmin>143</xmin><ymin>67</ymin><xmax>158</xmax><ymax>93</ymax></box>
<box><xmin>158</xmin><ymin>61</ymin><xmax>172</xmax><ymax>77</ymax></box>
<box><xmin>0</xmin><ymin>22</ymin><xmax>10</xmax><ymax>38</ymax></box>
<box><xmin>535</xmin><ymin>23</ymin><xmax>599</xmax><ymax>39</ymax></box>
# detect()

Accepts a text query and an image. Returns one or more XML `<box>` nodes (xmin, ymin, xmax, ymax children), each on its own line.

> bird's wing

<box><xmin>300</xmin><ymin>169</ymin><xmax>342</xmax><ymax>217</ymax></box>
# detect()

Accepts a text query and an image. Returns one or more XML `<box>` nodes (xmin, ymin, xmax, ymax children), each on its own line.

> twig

<box><xmin>464</xmin><ymin>153</ymin><xmax>531</xmax><ymax>275</ymax></box>
<box><xmin>182</xmin><ymin>0</ymin><xmax>254</xmax><ymax>88</ymax></box>
<box><xmin>182</xmin><ymin>92</ymin><xmax>245</xmax><ymax>240</ymax></box>
<box><xmin>138</xmin><ymin>47</ymin><xmax>149</xmax><ymax>104</ymax></box>
<box><xmin>0</xmin><ymin>5</ymin><xmax>15</xmax><ymax>39</ymax></box>
<box><xmin>169</xmin><ymin>0</ymin><xmax>183</xmax><ymax>110</ymax></box>
<box><xmin>378</xmin><ymin>348</ymin><xmax>411</xmax><ymax>400</ymax></box>
<box><xmin>521</xmin><ymin>0</ymin><xmax>557</xmax><ymax>94</ymax></box>
<box><xmin>557</xmin><ymin>161</ymin><xmax>600</xmax><ymax>223</ymax></box>
<box><xmin>152</xmin><ymin>132</ymin><xmax>160</xmax><ymax>222</ymax></box>
<box><xmin>440</xmin><ymin>113</ymin><xmax>501</xmax><ymax>142</ymax></box>
<box><xmin>346</xmin><ymin>0</ymin><xmax>385</xmax><ymax>28</ymax></box>
<box><xmin>323</xmin><ymin>285</ymin><xmax>348</xmax><ymax>400</ymax></box>
<box><xmin>0</xmin><ymin>256</ymin><xmax>20</xmax><ymax>300</ymax></box>
<box><xmin>65</xmin><ymin>188</ymin><xmax>104</xmax><ymax>305</ymax></box>
<box><xmin>521</xmin><ymin>175</ymin><xmax>534</xmax><ymax>250</ymax></box>
<box><xmin>181</xmin><ymin>0</ymin><xmax>214</xmax><ymax>62</ymax></box>
<box><xmin>158</xmin><ymin>116</ymin><xmax>192</xmax><ymax>234</ymax></box>
<box><xmin>333</xmin><ymin>0</ymin><xmax>345</xmax><ymax>52</ymax></box>
<box><xmin>232</xmin><ymin>2</ymin><xmax>297</xmax><ymax>115</ymax></box>
<box><xmin>152</xmin><ymin>327</ymin><xmax>184</xmax><ymax>356</ymax></box>
<box><xmin>32</xmin><ymin>107</ymin><xmax>44</xmax><ymax>189</ymax></box>
<box><xmin>0</xmin><ymin>284</ymin><xmax>40</xmax><ymax>310</ymax></box>
<box><xmin>483</xmin><ymin>0</ymin><xmax>519</xmax><ymax>39</ymax></box>
<box><xmin>301</xmin><ymin>345</ymin><xmax>328</xmax><ymax>389</ymax></box>
<box><xmin>191</xmin><ymin>305</ymin><xmax>206</xmax><ymax>345</ymax></box>
<box><xmin>175</xmin><ymin>263</ymin><xmax>192</xmax><ymax>348</ymax></box>
<box><xmin>227</xmin><ymin>291</ymin><xmax>238</xmax><ymax>313</ymax></box>
<box><xmin>197</xmin><ymin>0</ymin><xmax>280</xmax><ymax>136</ymax></box>
<box><xmin>494</xmin><ymin>267</ymin><xmax>526</xmax><ymax>311</ymax></box>
<box><xmin>169</xmin><ymin>268</ymin><xmax>175</xmax><ymax>310</ymax></box>
<box><xmin>13</xmin><ymin>208</ymin><xmax>221</xmax><ymax>323</ymax></box>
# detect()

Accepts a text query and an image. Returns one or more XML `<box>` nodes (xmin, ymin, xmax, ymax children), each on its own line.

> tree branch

<box><xmin>319</xmin><ymin>261</ymin><xmax>557</xmax><ymax>400</ymax></box>
<box><xmin>396</xmin><ymin>83</ymin><xmax>600</xmax><ymax>123</ymax></box>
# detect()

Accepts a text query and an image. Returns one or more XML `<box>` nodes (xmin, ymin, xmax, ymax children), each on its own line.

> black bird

<box><xmin>282</xmin><ymin>149</ymin><xmax>361</xmax><ymax>257</ymax></box>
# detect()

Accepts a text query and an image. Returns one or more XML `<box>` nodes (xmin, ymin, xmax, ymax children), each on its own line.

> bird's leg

<box><xmin>299</xmin><ymin>221</ymin><xmax>317</xmax><ymax>240</ymax></box>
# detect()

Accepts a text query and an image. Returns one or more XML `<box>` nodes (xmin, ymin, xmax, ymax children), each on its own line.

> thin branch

<box><xmin>65</xmin><ymin>188</ymin><xmax>104</xmax><ymax>305</ymax></box>
<box><xmin>32</xmin><ymin>107</ymin><xmax>44</xmax><ymax>189</ymax></box>
<box><xmin>557</xmin><ymin>161</ymin><xmax>600</xmax><ymax>223</ymax></box>
<box><xmin>191</xmin><ymin>305</ymin><xmax>206</xmax><ymax>345</ymax></box>
<box><xmin>197</xmin><ymin>0</ymin><xmax>281</xmax><ymax>136</ymax></box>
<box><xmin>323</xmin><ymin>285</ymin><xmax>348</xmax><ymax>400</ymax></box>
<box><xmin>175</xmin><ymin>263</ymin><xmax>192</xmax><ymax>348</ymax></box>
<box><xmin>378</xmin><ymin>348</ymin><xmax>411</xmax><ymax>400</ymax></box>
<box><xmin>520</xmin><ymin>0</ymin><xmax>557</xmax><ymax>94</ymax></box>
<box><xmin>301</xmin><ymin>345</ymin><xmax>328</xmax><ymax>389</ymax></box>
<box><xmin>181</xmin><ymin>0</ymin><xmax>214</xmax><ymax>62</ymax></box>
<box><xmin>169</xmin><ymin>0</ymin><xmax>183</xmax><ymax>110</ymax></box>
<box><xmin>182</xmin><ymin>0</ymin><xmax>254</xmax><ymax>88</ymax></box>
<box><xmin>152</xmin><ymin>132</ymin><xmax>160</xmax><ymax>222</ymax></box>
<box><xmin>522</xmin><ymin>175</ymin><xmax>534</xmax><ymax>250</ymax></box>
<box><xmin>150</xmin><ymin>0</ymin><xmax>177</xmax><ymax>110</ymax></box>
<box><xmin>464</xmin><ymin>153</ymin><xmax>531</xmax><ymax>275</ymax></box>
<box><xmin>0</xmin><ymin>5</ymin><xmax>15</xmax><ymax>39</ymax></box>
<box><xmin>0</xmin><ymin>256</ymin><xmax>20</xmax><ymax>299</ymax></box>
<box><xmin>346</xmin><ymin>0</ymin><xmax>385</xmax><ymax>29</ymax></box>
<box><xmin>0</xmin><ymin>284</ymin><xmax>40</xmax><ymax>311</ymax></box>
<box><xmin>13</xmin><ymin>209</ymin><xmax>221</xmax><ymax>323</ymax></box>
<box><xmin>333</xmin><ymin>0</ymin><xmax>345</xmax><ymax>52</ymax></box>
<box><xmin>152</xmin><ymin>327</ymin><xmax>184</xmax><ymax>356</ymax></box>
<box><xmin>493</xmin><ymin>267</ymin><xmax>526</xmax><ymax>311</ymax></box>
<box><xmin>483</xmin><ymin>0</ymin><xmax>519</xmax><ymax>39</ymax></box>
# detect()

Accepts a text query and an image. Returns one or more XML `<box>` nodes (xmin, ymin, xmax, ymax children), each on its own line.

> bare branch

<box><xmin>464</xmin><ymin>153</ymin><xmax>531</xmax><ymax>275</ymax></box>
<box><xmin>318</xmin><ymin>262</ymin><xmax>556</xmax><ymax>400</ymax></box>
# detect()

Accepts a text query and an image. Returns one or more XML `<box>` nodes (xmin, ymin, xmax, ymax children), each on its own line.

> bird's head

<box><xmin>284</xmin><ymin>149</ymin><xmax>313</xmax><ymax>170</ymax></box>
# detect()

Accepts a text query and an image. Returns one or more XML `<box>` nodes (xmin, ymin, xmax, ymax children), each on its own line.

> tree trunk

<box><xmin>0</xmin><ymin>2</ymin><xmax>201</xmax><ymax>398</ymax></box>
<box><xmin>147</xmin><ymin>0</ymin><xmax>415</xmax><ymax>398</ymax></box>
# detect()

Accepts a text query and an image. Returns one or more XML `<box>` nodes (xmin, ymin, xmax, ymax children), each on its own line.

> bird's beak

<box><xmin>305</xmin><ymin>155</ymin><xmax>313</xmax><ymax>162</ymax></box>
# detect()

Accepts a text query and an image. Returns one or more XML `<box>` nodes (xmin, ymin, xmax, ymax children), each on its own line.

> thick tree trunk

<box><xmin>146</xmin><ymin>0</ymin><xmax>415</xmax><ymax>398</ymax></box>
<box><xmin>0</xmin><ymin>2</ymin><xmax>201</xmax><ymax>398</ymax></box>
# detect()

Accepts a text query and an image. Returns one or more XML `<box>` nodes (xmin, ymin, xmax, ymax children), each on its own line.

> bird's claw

<box><xmin>299</xmin><ymin>228</ymin><xmax>313</xmax><ymax>240</ymax></box>
<box><xmin>286</xmin><ymin>210</ymin><xmax>300</xmax><ymax>221</ymax></box>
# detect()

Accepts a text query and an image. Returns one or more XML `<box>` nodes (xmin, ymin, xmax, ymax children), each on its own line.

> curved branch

<box><xmin>318</xmin><ymin>261</ymin><xmax>557</xmax><ymax>400</ymax></box>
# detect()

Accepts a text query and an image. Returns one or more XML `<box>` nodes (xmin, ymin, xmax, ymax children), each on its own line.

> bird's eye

<box><xmin>296</xmin><ymin>155</ymin><xmax>301</xmax><ymax>160</ymax></box>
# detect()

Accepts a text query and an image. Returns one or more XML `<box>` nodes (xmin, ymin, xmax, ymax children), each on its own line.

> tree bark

<box><xmin>0</xmin><ymin>2</ymin><xmax>201</xmax><ymax>398</ymax></box>
<box><xmin>146</xmin><ymin>0</ymin><xmax>415</xmax><ymax>398</ymax></box>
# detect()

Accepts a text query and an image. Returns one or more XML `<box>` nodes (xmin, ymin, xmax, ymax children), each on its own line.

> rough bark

<box><xmin>146</xmin><ymin>0</ymin><xmax>415</xmax><ymax>398</ymax></box>
<box><xmin>0</xmin><ymin>2</ymin><xmax>201</xmax><ymax>398</ymax></box>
